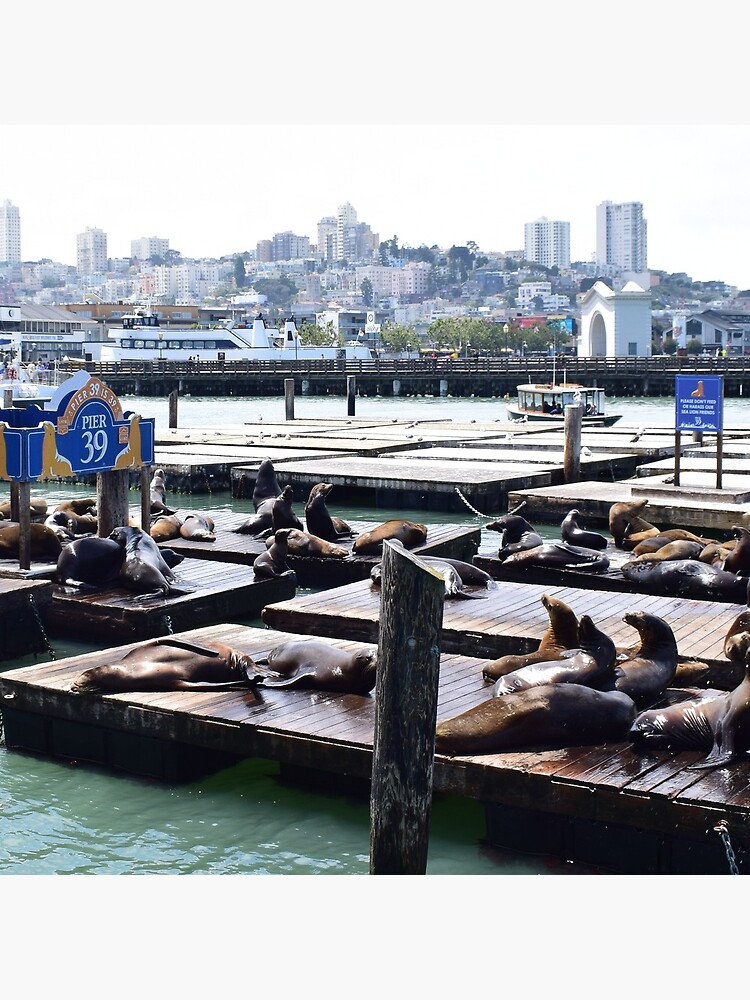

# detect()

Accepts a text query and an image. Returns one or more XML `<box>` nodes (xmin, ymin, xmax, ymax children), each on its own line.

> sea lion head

<box><xmin>71</xmin><ymin>664</ymin><xmax>127</xmax><ymax>695</ymax></box>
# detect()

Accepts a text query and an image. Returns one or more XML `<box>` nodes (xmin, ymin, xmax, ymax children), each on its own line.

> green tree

<box><xmin>233</xmin><ymin>255</ymin><xmax>246</xmax><ymax>289</ymax></box>
<box><xmin>252</xmin><ymin>276</ymin><xmax>298</xmax><ymax>308</ymax></box>
<box><xmin>379</xmin><ymin>322</ymin><xmax>420</xmax><ymax>353</ymax></box>
<box><xmin>360</xmin><ymin>277</ymin><xmax>374</xmax><ymax>307</ymax></box>
<box><xmin>662</xmin><ymin>337</ymin><xmax>678</xmax><ymax>355</ymax></box>
<box><xmin>686</xmin><ymin>337</ymin><xmax>703</xmax><ymax>354</ymax></box>
<box><xmin>299</xmin><ymin>320</ymin><xmax>338</xmax><ymax>347</ymax></box>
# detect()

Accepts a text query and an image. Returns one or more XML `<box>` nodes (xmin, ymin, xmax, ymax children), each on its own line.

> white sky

<box><xmin>4</xmin><ymin>2</ymin><xmax>750</xmax><ymax>288</ymax></box>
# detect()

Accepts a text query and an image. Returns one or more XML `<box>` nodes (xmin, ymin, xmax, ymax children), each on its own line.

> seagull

<box><xmin>629</xmin><ymin>426</ymin><xmax>645</xmax><ymax>443</ymax></box>
<box><xmin>581</xmin><ymin>446</ymin><xmax>592</xmax><ymax>457</ymax></box>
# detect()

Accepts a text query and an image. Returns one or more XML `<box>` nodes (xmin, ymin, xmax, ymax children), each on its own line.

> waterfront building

<box><xmin>76</xmin><ymin>227</ymin><xmax>108</xmax><ymax>275</ymax></box>
<box><xmin>686</xmin><ymin>308</ymin><xmax>750</xmax><ymax>355</ymax></box>
<box><xmin>579</xmin><ymin>279</ymin><xmax>652</xmax><ymax>356</ymax></box>
<box><xmin>523</xmin><ymin>217</ymin><xmax>570</xmax><ymax>269</ymax></box>
<box><xmin>595</xmin><ymin>201</ymin><xmax>648</xmax><ymax>272</ymax></box>
<box><xmin>0</xmin><ymin>199</ymin><xmax>21</xmax><ymax>264</ymax></box>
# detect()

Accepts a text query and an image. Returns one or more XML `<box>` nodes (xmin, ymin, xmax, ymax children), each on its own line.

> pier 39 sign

<box><xmin>675</xmin><ymin>374</ymin><xmax>723</xmax><ymax>433</ymax></box>
<box><xmin>0</xmin><ymin>371</ymin><xmax>155</xmax><ymax>482</ymax></box>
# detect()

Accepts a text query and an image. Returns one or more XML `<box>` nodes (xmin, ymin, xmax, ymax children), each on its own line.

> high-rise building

<box><xmin>317</xmin><ymin>216</ymin><xmax>336</xmax><ymax>261</ymax></box>
<box><xmin>131</xmin><ymin>236</ymin><xmax>169</xmax><ymax>260</ymax></box>
<box><xmin>0</xmin><ymin>199</ymin><xmax>21</xmax><ymax>264</ymax></box>
<box><xmin>524</xmin><ymin>217</ymin><xmax>570</xmax><ymax>269</ymax></box>
<box><xmin>76</xmin><ymin>227</ymin><xmax>108</xmax><ymax>274</ymax></box>
<box><xmin>595</xmin><ymin>201</ymin><xmax>647</xmax><ymax>272</ymax></box>
<box><xmin>335</xmin><ymin>202</ymin><xmax>358</xmax><ymax>261</ymax></box>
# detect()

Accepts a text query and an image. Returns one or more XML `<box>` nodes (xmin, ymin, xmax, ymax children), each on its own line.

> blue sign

<box><xmin>675</xmin><ymin>375</ymin><xmax>723</xmax><ymax>432</ymax></box>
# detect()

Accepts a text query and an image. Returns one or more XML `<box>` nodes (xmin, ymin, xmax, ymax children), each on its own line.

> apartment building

<box><xmin>595</xmin><ymin>201</ymin><xmax>648</xmax><ymax>272</ymax></box>
<box><xmin>523</xmin><ymin>217</ymin><xmax>570</xmax><ymax>269</ymax></box>
<box><xmin>0</xmin><ymin>199</ymin><xmax>21</xmax><ymax>264</ymax></box>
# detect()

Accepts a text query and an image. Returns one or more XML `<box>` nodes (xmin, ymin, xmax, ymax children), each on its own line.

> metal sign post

<box><xmin>674</xmin><ymin>375</ymin><xmax>724</xmax><ymax>488</ymax></box>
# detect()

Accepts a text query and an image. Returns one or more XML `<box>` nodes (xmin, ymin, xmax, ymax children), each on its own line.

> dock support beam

<box><xmin>439</xmin><ymin>379</ymin><xmax>448</xmax><ymax>397</ymax></box>
<box><xmin>393</xmin><ymin>379</ymin><xmax>401</xmax><ymax>396</ymax></box>
<box><xmin>347</xmin><ymin>376</ymin><xmax>356</xmax><ymax>416</ymax></box>
<box><xmin>370</xmin><ymin>541</ymin><xmax>444</xmax><ymax>875</ymax></box>
<box><xmin>284</xmin><ymin>378</ymin><xmax>295</xmax><ymax>420</ymax></box>
<box><xmin>168</xmin><ymin>389</ymin><xmax>178</xmax><ymax>428</ymax></box>
<box><xmin>96</xmin><ymin>469</ymin><xmax>130</xmax><ymax>538</ymax></box>
<box><xmin>564</xmin><ymin>403</ymin><xmax>582</xmax><ymax>483</ymax></box>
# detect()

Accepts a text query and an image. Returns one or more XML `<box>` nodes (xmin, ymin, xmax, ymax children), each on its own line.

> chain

<box><xmin>162</xmin><ymin>614</ymin><xmax>174</xmax><ymax>635</ymax></box>
<box><xmin>454</xmin><ymin>487</ymin><xmax>495</xmax><ymax>519</ymax></box>
<box><xmin>714</xmin><ymin>820</ymin><xmax>740</xmax><ymax>875</ymax></box>
<box><xmin>29</xmin><ymin>594</ymin><xmax>56</xmax><ymax>660</ymax></box>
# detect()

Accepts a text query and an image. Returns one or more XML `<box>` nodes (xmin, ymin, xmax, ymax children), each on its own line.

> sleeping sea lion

<box><xmin>275</xmin><ymin>527</ymin><xmax>349</xmax><ymax>559</ymax></box>
<box><xmin>482</xmin><ymin>594</ymin><xmax>580</xmax><ymax>682</ymax></box>
<box><xmin>630</xmin><ymin>539</ymin><xmax>704</xmax><ymax>563</ymax></box>
<box><xmin>627</xmin><ymin>528</ymin><xmax>709</xmax><ymax>554</ymax></box>
<box><xmin>70</xmin><ymin>637</ymin><xmax>262</xmax><ymax>694</ymax></box>
<box><xmin>54</xmin><ymin>496</ymin><xmax>97</xmax><ymax>517</ymax></box>
<box><xmin>724</xmin><ymin>609</ymin><xmax>750</xmax><ymax>668</ymax></box>
<box><xmin>179</xmin><ymin>512</ymin><xmax>216</xmax><ymax>542</ymax></box>
<box><xmin>54</xmin><ymin>534</ymin><xmax>125</xmax><ymax>588</ymax></box>
<box><xmin>722</xmin><ymin>525</ymin><xmax>750</xmax><ymax>576</ymax></box>
<box><xmin>150</xmin><ymin>513</ymin><xmax>183</xmax><ymax>542</ymax></box>
<box><xmin>304</xmin><ymin>483</ymin><xmax>354</xmax><ymax>540</ymax></box>
<box><xmin>352</xmin><ymin>519</ymin><xmax>427</xmax><ymax>555</ymax></box>
<box><xmin>44</xmin><ymin>511</ymin><xmax>79</xmax><ymax>543</ymax></box>
<box><xmin>485</xmin><ymin>513</ymin><xmax>543</xmax><ymax>561</ymax></box>
<box><xmin>0</xmin><ymin>521</ymin><xmax>64</xmax><ymax>561</ymax></box>
<box><xmin>620</xmin><ymin>558</ymin><xmax>750</xmax><ymax>603</ymax></box>
<box><xmin>434</xmin><ymin>683</ymin><xmax>636</xmax><ymax>756</ymax></box>
<box><xmin>0</xmin><ymin>498</ymin><xmax>48</xmax><ymax>521</ymax></box>
<box><xmin>369</xmin><ymin>546</ymin><xmax>496</xmax><ymax>599</ymax></box>
<box><xmin>560</xmin><ymin>509</ymin><xmax>608</xmax><ymax>551</ymax></box>
<box><xmin>253</xmin><ymin>527</ymin><xmax>294</xmax><ymax>579</ymax></box>
<box><xmin>501</xmin><ymin>540</ymin><xmax>609</xmax><ymax>573</ymax></box>
<box><xmin>253</xmin><ymin>458</ymin><xmax>282</xmax><ymax>510</ymax></box>
<box><xmin>256</xmin><ymin>639</ymin><xmax>378</xmax><ymax>694</ymax></box>
<box><xmin>614</xmin><ymin>611</ymin><xmax>678</xmax><ymax>709</ymax></box>
<box><xmin>493</xmin><ymin>613</ymin><xmax>617</xmax><ymax>696</ymax></box>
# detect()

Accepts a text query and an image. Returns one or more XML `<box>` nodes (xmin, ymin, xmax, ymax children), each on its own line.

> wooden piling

<box><xmin>284</xmin><ymin>378</ymin><xmax>295</xmax><ymax>420</ymax></box>
<box><xmin>17</xmin><ymin>481</ymin><xmax>31</xmax><ymax>571</ymax></box>
<box><xmin>140</xmin><ymin>466</ymin><xmax>152</xmax><ymax>530</ymax></box>
<box><xmin>347</xmin><ymin>375</ymin><xmax>356</xmax><ymax>417</ymax></box>
<box><xmin>96</xmin><ymin>469</ymin><xmax>131</xmax><ymax>537</ymax></box>
<box><xmin>369</xmin><ymin>540</ymin><xmax>445</xmax><ymax>875</ymax></box>
<box><xmin>564</xmin><ymin>403</ymin><xmax>582</xmax><ymax>483</ymax></box>
<box><xmin>3</xmin><ymin>389</ymin><xmax>12</xmax><ymax>408</ymax></box>
<box><xmin>168</xmin><ymin>389</ymin><xmax>178</xmax><ymax>428</ymax></box>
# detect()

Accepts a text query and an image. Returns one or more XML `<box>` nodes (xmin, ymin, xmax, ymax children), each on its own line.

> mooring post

<box><xmin>3</xmin><ymin>389</ymin><xmax>12</xmax><ymax>408</ymax></box>
<box><xmin>17</xmin><ymin>480</ymin><xmax>31</xmax><ymax>571</ymax></box>
<box><xmin>347</xmin><ymin>375</ymin><xmax>356</xmax><ymax>417</ymax></box>
<box><xmin>9</xmin><ymin>480</ymin><xmax>20</xmax><ymax>521</ymax></box>
<box><xmin>284</xmin><ymin>378</ymin><xmax>295</xmax><ymax>420</ymax></box>
<box><xmin>564</xmin><ymin>403</ymin><xmax>583</xmax><ymax>483</ymax></box>
<box><xmin>370</xmin><ymin>541</ymin><xmax>445</xmax><ymax>875</ymax></box>
<box><xmin>168</xmin><ymin>389</ymin><xmax>178</xmax><ymax>428</ymax></box>
<box><xmin>140</xmin><ymin>466</ymin><xmax>151</xmax><ymax>529</ymax></box>
<box><xmin>96</xmin><ymin>469</ymin><xmax>131</xmax><ymax>537</ymax></box>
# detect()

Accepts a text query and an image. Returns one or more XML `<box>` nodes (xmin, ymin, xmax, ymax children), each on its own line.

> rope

<box><xmin>714</xmin><ymin>820</ymin><xmax>740</xmax><ymax>875</ymax></box>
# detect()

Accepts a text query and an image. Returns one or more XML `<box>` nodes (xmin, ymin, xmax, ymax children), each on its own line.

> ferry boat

<box><xmin>84</xmin><ymin>310</ymin><xmax>375</xmax><ymax>364</ymax></box>
<box><xmin>506</xmin><ymin>382</ymin><xmax>622</xmax><ymax>426</ymax></box>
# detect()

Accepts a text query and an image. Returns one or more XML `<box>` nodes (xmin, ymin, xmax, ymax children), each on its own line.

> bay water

<box><xmin>2</xmin><ymin>391</ymin><xmax>745</xmax><ymax>878</ymax></box>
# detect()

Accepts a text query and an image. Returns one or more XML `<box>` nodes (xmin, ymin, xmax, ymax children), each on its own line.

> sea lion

<box><xmin>276</xmin><ymin>527</ymin><xmax>349</xmax><ymax>559</ymax></box>
<box><xmin>179</xmin><ymin>512</ymin><xmax>216</xmax><ymax>542</ymax></box>
<box><xmin>54</xmin><ymin>497</ymin><xmax>97</xmax><ymax>517</ymax></box>
<box><xmin>149</xmin><ymin>467</ymin><xmax>176</xmax><ymax>515</ymax></box>
<box><xmin>560</xmin><ymin>509</ymin><xmax>608</xmax><ymax>551</ymax></box>
<box><xmin>627</xmin><ymin>528</ymin><xmax>710</xmax><ymax>554</ymax></box>
<box><xmin>485</xmin><ymin>513</ymin><xmax>543</xmax><ymax>561</ymax></box>
<box><xmin>0</xmin><ymin>498</ymin><xmax>48</xmax><ymax>520</ymax></box>
<box><xmin>352</xmin><ymin>519</ymin><xmax>427</xmax><ymax>555</ymax></box>
<box><xmin>253</xmin><ymin>458</ymin><xmax>283</xmax><ymax>510</ymax></box>
<box><xmin>482</xmin><ymin>594</ymin><xmax>580</xmax><ymax>682</ymax></box>
<box><xmin>233</xmin><ymin>495</ymin><xmax>276</xmax><ymax>536</ymax></box>
<box><xmin>722</xmin><ymin>525</ymin><xmax>750</xmax><ymax>576</ymax></box>
<box><xmin>253</xmin><ymin>527</ymin><xmax>294</xmax><ymax>579</ymax></box>
<box><xmin>109</xmin><ymin>524</ymin><xmax>188</xmax><ymax>599</ymax></box>
<box><xmin>271</xmin><ymin>485</ymin><xmax>304</xmax><ymax>533</ymax></box>
<box><xmin>434</xmin><ymin>683</ymin><xmax>636</xmax><ymax>756</ymax></box>
<box><xmin>256</xmin><ymin>639</ymin><xmax>378</xmax><ymax>694</ymax></box>
<box><xmin>150</xmin><ymin>513</ymin><xmax>183</xmax><ymax>542</ymax></box>
<box><xmin>609</xmin><ymin>499</ymin><xmax>656</xmax><ymax>548</ymax></box>
<box><xmin>630</xmin><ymin>539</ymin><xmax>704</xmax><ymax>563</ymax></box>
<box><xmin>0</xmin><ymin>521</ymin><xmax>64</xmax><ymax>561</ymax></box>
<box><xmin>620</xmin><ymin>558</ymin><xmax>750</xmax><ymax>603</ymax></box>
<box><xmin>501</xmin><ymin>540</ymin><xmax>610</xmax><ymax>573</ymax></box>
<box><xmin>304</xmin><ymin>483</ymin><xmax>354</xmax><ymax>541</ymax></box>
<box><xmin>113</xmin><ymin>413</ymin><xmax>143</xmax><ymax>470</ymax></box>
<box><xmin>369</xmin><ymin>547</ymin><xmax>496</xmax><ymax>599</ymax></box>
<box><xmin>44</xmin><ymin>510</ymin><xmax>79</xmax><ymax>543</ymax></box>
<box><xmin>493</xmin><ymin>613</ymin><xmax>617</xmax><ymax>696</ymax></box>
<box><xmin>40</xmin><ymin>420</ymin><xmax>75</xmax><ymax>478</ymax></box>
<box><xmin>614</xmin><ymin>611</ymin><xmax>678</xmax><ymax>709</ymax></box>
<box><xmin>700</xmin><ymin>540</ymin><xmax>735</xmax><ymax>566</ymax></box>
<box><xmin>54</xmin><ymin>534</ymin><xmax>125</xmax><ymax>588</ymax></box>
<box><xmin>70</xmin><ymin>637</ymin><xmax>261</xmax><ymax>694</ymax></box>
<box><xmin>724</xmin><ymin>609</ymin><xmax>750</xmax><ymax>668</ymax></box>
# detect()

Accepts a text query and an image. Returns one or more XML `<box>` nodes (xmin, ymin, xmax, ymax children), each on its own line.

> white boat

<box><xmin>84</xmin><ymin>310</ymin><xmax>375</xmax><ymax>364</ymax></box>
<box><xmin>0</xmin><ymin>362</ymin><xmax>56</xmax><ymax>408</ymax></box>
<box><xmin>506</xmin><ymin>382</ymin><xmax>622</xmax><ymax>426</ymax></box>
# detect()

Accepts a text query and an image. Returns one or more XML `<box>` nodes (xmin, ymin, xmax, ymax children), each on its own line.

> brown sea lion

<box><xmin>275</xmin><ymin>527</ymin><xmax>349</xmax><ymax>559</ymax></box>
<box><xmin>614</xmin><ymin>611</ymin><xmax>678</xmax><ymax>709</ymax></box>
<box><xmin>149</xmin><ymin>467</ymin><xmax>176</xmax><ymax>515</ymax></box>
<box><xmin>109</xmin><ymin>524</ymin><xmax>189</xmax><ymax>599</ymax></box>
<box><xmin>721</xmin><ymin>525</ymin><xmax>750</xmax><ymax>576</ymax></box>
<box><xmin>501</xmin><ymin>541</ymin><xmax>609</xmax><ymax>573</ymax></box>
<box><xmin>271</xmin><ymin>485</ymin><xmax>304</xmax><ymax>533</ymax></box>
<box><xmin>630</xmin><ymin>539</ymin><xmax>704</xmax><ymax>563</ymax></box>
<box><xmin>628</xmin><ymin>528</ymin><xmax>710</xmax><ymax>554</ymax></box>
<box><xmin>54</xmin><ymin>535</ymin><xmax>125</xmax><ymax>588</ymax></box>
<box><xmin>493</xmin><ymin>614</ymin><xmax>617</xmax><ymax>696</ymax></box>
<box><xmin>179</xmin><ymin>512</ymin><xmax>216</xmax><ymax>542</ymax></box>
<box><xmin>54</xmin><ymin>496</ymin><xmax>97</xmax><ymax>517</ymax></box>
<box><xmin>256</xmin><ymin>639</ymin><xmax>378</xmax><ymax>694</ymax></box>
<box><xmin>0</xmin><ymin>498</ymin><xmax>48</xmax><ymax>520</ymax></box>
<box><xmin>609</xmin><ymin>499</ymin><xmax>656</xmax><ymax>548</ymax></box>
<box><xmin>150</xmin><ymin>513</ymin><xmax>183</xmax><ymax>542</ymax></box>
<box><xmin>724</xmin><ymin>609</ymin><xmax>750</xmax><ymax>668</ymax></box>
<box><xmin>304</xmin><ymin>483</ymin><xmax>354</xmax><ymax>541</ymax></box>
<box><xmin>70</xmin><ymin>637</ymin><xmax>261</xmax><ymax>694</ymax></box>
<box><xmin>233</xmin><ymin>495</ymin><xmax>276</xmax><ymax>536</ymax></box>
<box><xmin>482</xmin><ymin>594</ymin><xmax>580</xmax><ymax>682</ymax></box>
<box><xmin>0</xmin><ymin>521</ymin><xmax>63</xmax><ymax>560</ymax></box>
<box><xmin>485</xmin><ymin>513</ymin><xmax>543</xmax><ymax>561</ymax></box>
<box><xmin>560</xmin><ymin>509</ymin><xmax>608</xmax><ymax>551</ymax></box>
<box><xmin>253</xmin><ymin>527</ymin><xmax>294</xmax><ymax>579</ymax></box>
<box><xmin>253</xmin><ymin>458</ymin><xmax>282</xmax><ymax>510</ymax></box>
<box><xmin>44</xmin><ymin>511</ymin><xmax>79</xmax><ymax>543</ymax></box>
<box><xmin>700</xmin><ymin>540</ymin><xmax>735</xmax><ymax>565</ymax></box>
<box><xmin>434</xmin><ymin>683</ymin><xmax>636</xmax><ymax>756</ymax></box>
<box><xmin>352</xmin><ymin>519</ymin><xmax>427</xmax><ymax>555</ymax></box>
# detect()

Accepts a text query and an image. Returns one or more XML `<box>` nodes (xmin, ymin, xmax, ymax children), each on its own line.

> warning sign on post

<box><xmin>675</xmin><ymin>375</ymin><xmax>723</xmax><ymax>432</ymax></box>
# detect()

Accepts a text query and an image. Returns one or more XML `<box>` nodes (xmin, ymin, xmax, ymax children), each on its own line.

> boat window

<box><xmin>144</xmin><ymin>341</ymin><xmax>157</xmax><ymax>350</ymax></box>
<box><xmin>204</xmin><ymin>341</ymin><xmax>216</xmax><ymax>350</ymax></box>
<box><xmin>168</xmin><ymin>341</ymin><xmax>181</xmax><ymax>349</ymax></box>
<box><xmin>134</xmin><ymin>340</ymin><xmax>145</xmax><ymax>349</ymax></box>
<box><xmin>121</xmin><ymin>339</ymin><xmax>132</xmax><ymax>348</ymax></box>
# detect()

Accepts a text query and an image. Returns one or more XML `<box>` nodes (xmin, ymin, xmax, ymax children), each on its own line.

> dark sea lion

<box><xmin>179</xmin><ymin>512</ymin><xmax>216</xmax><ymax>542</ymax></box>
<box><xmin>614</xmin><ymin>611</ymin><xmax>678</xmax><ymax>709</ymax></box>
<box><xmin>630</xmin><ymin>539</ymin><xmax>704</xmax><ymax>563</ymax></box>
<box><xmin>724</xmin><ymin>609</ymin><xmax>750</xmax><ymax>668</ymax></box>
<box><xmin>253</xmin><ymin>458</ymin><xmax>282</xmax><ymax>510</ymax></box>
<box><xmin>150</xmin><ymin>513</ymin><xmax>183</xmax><ymax>542</ymax></box>
<box><xmin>304</xmin><ymin>483</ymin><xmax>354</xmax><ymax>540</ymax></box>
<box><xmin>54</xmin><ymin>535</ymin><xmax>124</xmax><ymax>588</ymax></box>
<box><xmin>276</xmin><ymin>527</ymin><xmax>349</xmax><ymax>559</ymax></box>
<box><xmin>70</xmin><ymin>637</ymin><xmax>261</xmax><ymax>694</ymax></box>
<box><xmin>271</xmin><ymin>485</ymin><xmax>304</xmax><ymax>532</ymax></box>
<box><xmin>233</xmin><ymin>495</ymin><xmax>276</xmax><ymax>536</ymax></box>
<box><xmin>253</xmin><ymin>527</ymin><xmax>294</xmax><ymax>579</ymax></box>
<box><xmin>629</xmin><ymin>689</ymin><xmax>726</xmax><ymax>752</ymax></box>
<box><xmin>369</xmin><ymin>546</ymin><xmax>495</xmax><ymax>599</ymax></box>
<box><xmin>434</xmin><ymin>683</ymin><xmax>636</xmax><ymax>756</ymax></box>
<box><xmin>482</xmin><ymin>594</ymin><xmax>580</xmax><ymax>682</ymax></box>
<box><xmin>620</xmin><ymin>558</ymin><xmax>750</xmax><ymax>603</ymax></box>
<box><xmin>560</xmin><ymin>509</ymin><xmax>608</xmax><ymax>551</ymax></box>
<box><xmin>485</xmin><ymin>513</ymin><xmax>543</xmax><ymax>561</ymax></box>
<box><xmin>609</xmin><ymin>499</ymin><xmax>655</xmax><ymax>548</ymax></box>
<box><xmin>149</xmin><ymin>467</ymin><xmax>176</xmax><ymax>515</ymax></box>
<box><xmin>0</xmin><ymin>521</ymin><xmax>63</xmax><ymax>560</ymax></box>
<box><xmin>501</xmin><ymin>540</ymin><xmax>609</xmax><ymax>573</ymax></box>
<box><xmin>44</xmin><ymin>510</ymin><xmax>78</xmax><ymax>543</ymax></box>
<box><xmin>256</xmin><ymin>639</ymin><xmax>378</xmax><ymax>694</ymax></box>
<box><xmin>721</xmin><ymin>525</ymin><xmax>750</xmax><ymax>576</ymax></box>
<box><xmin>109</xmin><ymin>524</ymin><xmax>188</xmax><ymax>599</ymax></box>
<box><xmin>689</xmin><ymin>655</ymin><xmax>750</xmax><ymax>769</ymax></box>
<box><xmin>493</xmin><ymin>613</ymin><xmax>617</xmax><ymax>696</ymax></box>
<box><xmin>352</xmin><ymin>519</ymin><xmax>427</xmax><ymax>555</ymax></box>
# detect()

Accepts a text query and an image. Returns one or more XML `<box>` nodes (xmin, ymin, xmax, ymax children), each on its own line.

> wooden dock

<box><xmin>0</xmin><ymin>577</ymin><xmax>54</xmax><ymax>660</ymax></box>
<box><xmin>260</xmin><ymin>577</ymin><xmax>744</xmax><ymax>686</ymax></box>
<box><xmin>1</xmin><ymin>621</ymin><xmax>747</xmax><ymax>874</ymax></box>
<box><xmin>46</xmin><ymin>559</ymin><xmax>296</xmax><ymax>642</ymax></box>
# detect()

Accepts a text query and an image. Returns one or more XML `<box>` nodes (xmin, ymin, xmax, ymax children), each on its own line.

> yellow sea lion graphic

<box><xmin>40</xmin><ymin>421</ymin><xmax>74</xmax><ymax>479</ymax></box>
<box><xmin>114</xmin><ymin>414</ymin><xmax>143</xmax><ymax>470</ymax></box>
<box><xmin>0</xmin><ymin>423</ymin><xmax>8</xmax><ymax>481</ymax></box>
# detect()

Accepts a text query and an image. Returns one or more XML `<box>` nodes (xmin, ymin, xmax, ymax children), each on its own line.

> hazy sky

<box><xmin>5</xmin><ymin>3</ymin><xmax>749</xmax><ymax>288</ymax></box>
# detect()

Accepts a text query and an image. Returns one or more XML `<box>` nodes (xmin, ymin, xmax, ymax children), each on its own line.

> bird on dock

<box><xmin>581</xmin><ymin>446</ymin><xmax>592</xmax><ymax>457</ymax></box>
<box><xmin>629</xmin><ymin>427</ymin><xmax>645</xmax><ymax>443</ymax></box>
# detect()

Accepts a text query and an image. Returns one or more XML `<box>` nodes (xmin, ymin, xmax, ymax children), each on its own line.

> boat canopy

<box><xmin>516</xmin><ymin>383</ymin><xmax>606</xmax><ymax>416</ymax></box>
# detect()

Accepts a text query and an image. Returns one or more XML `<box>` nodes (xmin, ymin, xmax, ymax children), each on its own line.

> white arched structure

<box><xmin>578</xmin><ymin>280</ymin><xmax>652</xmax><ymax>357</ymax></box>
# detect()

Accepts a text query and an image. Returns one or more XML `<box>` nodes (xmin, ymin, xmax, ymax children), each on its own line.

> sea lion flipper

<box><xmin>154</xmin><ymin>638</ymin><xmax>221</xmax><ymax>657</ymax></box>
